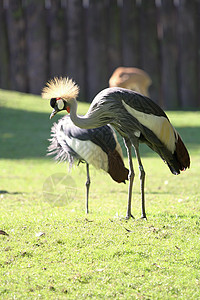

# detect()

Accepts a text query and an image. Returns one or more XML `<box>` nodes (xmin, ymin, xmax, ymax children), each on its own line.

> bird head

<box><xmin>49</xmin><ymin>97</ymin><xmax>68</xmax><ymax>119</ymax></box>
<box><xmin>41</xmin><ymin>77</ymin><xmax>79</xmax><ymax>119</ymax></box>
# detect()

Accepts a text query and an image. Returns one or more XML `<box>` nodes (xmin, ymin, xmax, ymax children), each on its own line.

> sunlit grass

<box><xmin>0</xmin><ymin>89</ymin><xmax>200</xmax><ymax>299</ymax></box>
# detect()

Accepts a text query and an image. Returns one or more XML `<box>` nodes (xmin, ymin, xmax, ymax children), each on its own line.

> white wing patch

<box><xmin>111</xmin><ymin>129</ymin><xmax>124</xmax><ymax>160</ymax></box>
<box><xmin>57</xmin><ymin>130</ymin><xmax>108</xmax><ymax>171</ymax></box>
<box><xmin>122</xmin><ymin>100</ymin><xmax>176</xmax><ymax>153</ymax></box>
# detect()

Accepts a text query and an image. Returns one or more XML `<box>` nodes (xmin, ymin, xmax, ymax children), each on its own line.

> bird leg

<box><xmin>124</xmin><ymin>138</ymin><xmax>135</xmax><ymax>219</ymax></box>
<box><xmin>133</xmin><ymin>144</ymin><xmax>146</xmax><ymax>219</ymax></box>
<box><xmin>85</xmin><ymin>163</ymin><xmax>90</xmax><ymax>214</ymax></box>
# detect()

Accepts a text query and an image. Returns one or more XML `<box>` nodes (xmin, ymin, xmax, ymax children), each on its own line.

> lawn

<box><xmin>0</xmin><ymin>89</ymin><xmax>200</xmax><ymax>299</ymax></box>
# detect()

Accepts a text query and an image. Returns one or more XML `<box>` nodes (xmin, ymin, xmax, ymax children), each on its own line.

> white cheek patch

<box><xmin>57</xmin><ymin>99</ymin><xmax>64</xmax><ymax>110</ymax></box>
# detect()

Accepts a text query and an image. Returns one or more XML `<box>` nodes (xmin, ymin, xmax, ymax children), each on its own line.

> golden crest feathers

<box><xmin>41</xmin><ymin>77</ymin><xmax>79</xmax><ymax>101</ymax></box>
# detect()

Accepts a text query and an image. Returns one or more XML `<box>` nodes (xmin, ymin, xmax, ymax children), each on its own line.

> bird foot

<box><xmin>141</xmin><ymin>214</ymin><xmax>147</xmax><ymax>220</ymax></box>
<box><xmin>125</xmin><ymin>214</ymin><xmax>135</xmax><ymax>220</ymax></box>
<box><xmin>118</xmin><ymin>214</ymin><xmax>134</xmax><ymax>221</ymax></box>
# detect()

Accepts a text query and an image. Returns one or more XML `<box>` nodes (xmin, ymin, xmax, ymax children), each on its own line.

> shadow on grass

<box><xmin>0</xmin><ymin>190</ymin><xmax>25</xmax><ymax>195</ymax></box>
<box><xmin>0</xmin><ymin>107</ymin><xmax>62</xmax><ymax>159</ymax></box>
<box><xmin>0</xmin><ymin>107</ymin><xmax>199</xmax><ymax>159</ymax></box>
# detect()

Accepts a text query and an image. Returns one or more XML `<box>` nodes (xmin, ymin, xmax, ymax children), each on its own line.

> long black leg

<box><xmin>85</xmin><ymin>163</ymin><xmax>90</xmax><ymax>214</ymax></box>
<box><xmin>133</xmin><ymin>144</ymin><xmax>146</xmax><ymax>219</ymax></box>
<box><xmin>123</xmin><ymin>138</ymin><xmax>135</xmax><ymax>219</ymax></box>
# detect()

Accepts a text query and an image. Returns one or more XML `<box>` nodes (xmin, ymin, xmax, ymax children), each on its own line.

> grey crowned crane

<box><xmin>48</xmin><ymin>115</ymin><xmax>128</xmax><ymax>213</ymax></box>
<box><xmin>42</xmin><ymin>77</ymin><xmax>190</xmax><ymax>219</ymax></box>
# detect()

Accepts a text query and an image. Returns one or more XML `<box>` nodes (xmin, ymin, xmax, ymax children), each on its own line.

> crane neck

<box><xmin>68</xmin><ymin>98</ymin><xmax>104</xmax><ymax>129</ymax></box>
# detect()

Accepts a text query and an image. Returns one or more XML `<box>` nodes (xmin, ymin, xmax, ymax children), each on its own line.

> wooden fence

<box><xmin>0</xmin><ymin>0</ymin><xmax>199</xmax><ymax>108</ymax></box>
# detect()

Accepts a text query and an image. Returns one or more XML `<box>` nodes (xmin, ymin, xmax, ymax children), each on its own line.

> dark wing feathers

<box><xmin>174</xmin><ymin>133</ymin><xmax>190</xmax><ymax>171</ymax></box>
<box><xmin>103</xmin><ymin>87</ymin><xmax>168</xmax><ymax>118</ymax></box>
<box><xmin>101</xmin><ymin>88</ymin><xmax>190</xmax><ymax>175</ymax></box>
<box><xmin>48</xmin><ymin>115</ymin><xmax>128</xmax><ymax>183</ymax></box>
<box><xmin>66</xmin><ymin>120</ymin><xmax>117</xmax><ymax>154</ymax></box>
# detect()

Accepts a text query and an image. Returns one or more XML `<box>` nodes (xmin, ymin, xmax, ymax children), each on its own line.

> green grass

<box><xmin>0</xmin><ymin>89</ymin><xmax>200</xmax><ymax>299</ymax></box>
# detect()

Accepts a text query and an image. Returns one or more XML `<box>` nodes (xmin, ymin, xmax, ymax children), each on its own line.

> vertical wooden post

<box><xmin>65</xmin><ymin>0</ymin><xmax>86</xmax><ymax>100</ymax></box>
<box><xmin>121</xmin><ymin>0</ymin><xmax>140</xmax><ymax>67</ymax></box>
<box><xmin>107</xmin><ymin>0</ymin><xmax>122</xmax><ymax>77</ymax></box>
<box><xmin>159</xmin><ymin>0</ymin><xmax>179</xmax><ymax>109</ymax></box>
<box><xmin>0</xmin><ymin>2</ymin><xmax>9</xmax><ymax>89</ymax></box>
<box><xmin>25</xmin><ymin>0</ymin><xmax>48</xmax><ymax>94</ymax></box>
<box><xmin>5</xmin><ymin>0</ymin><xmax>27</xmax><ymax>92</ymax></box>
<box><xmin>177</xmin><ymin>0</ymin><xmax>198</xmax><ymax>108</ymax></box>
<box><xmin>47</xmin><ymin>0</ymin><xmax>65</xmax><ymax>78</ymax></box>
<box><xmin>85</xmin><ymin>0</ymin><xmax>109</xmax><ymax>99</ymax></box>
<box><xmin>139</xmin><ymin>0</ymin><xmax>161</xmax><ymax>105</ymax></box>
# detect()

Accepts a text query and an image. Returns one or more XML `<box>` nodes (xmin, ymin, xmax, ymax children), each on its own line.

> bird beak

<box><xmin>49</xmin><ymin>108</ymin><xmax>58</xmax><ymax>119</ymax></box>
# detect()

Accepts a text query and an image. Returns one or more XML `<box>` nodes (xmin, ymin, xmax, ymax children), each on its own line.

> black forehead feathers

<box><xmin>50</xmin><ymin>98</ymin><xmax>56</xmax><ymax>108</ymax></box>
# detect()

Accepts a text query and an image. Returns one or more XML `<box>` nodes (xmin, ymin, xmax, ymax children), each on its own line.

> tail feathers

<box><xmin>108</xmin><ymin>149</ymin><xmax>129</xmax><ymax>183</ymax></box>
<box><xmin>166</xmin><ymin>162</ymin><xmax>180</xmax><ymax>175</ymax></box>
<box><xmin>142</xmin><ymin>126</ymin><xmax>190</xmax><ymax>175</ymax></box>
<box><xmin>165</xmin><ymin>133</ymin><xmax>190</xmax><ymax>175</ymax></box>
<box><xmin>175</xmin><ymin>133</ymin><xmax>190</xmax><ymax>171</ymax></box>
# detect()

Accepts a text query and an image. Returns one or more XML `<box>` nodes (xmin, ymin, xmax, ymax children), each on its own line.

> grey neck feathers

<box><xmin>69</xmin><ymin>98</ymin><xmax>113</xmax><ymax>129</ymax></box>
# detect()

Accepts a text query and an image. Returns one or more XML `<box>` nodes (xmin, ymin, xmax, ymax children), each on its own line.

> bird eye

<box><xmin>57</xmin><ymin>99</ymin><xmax>64</xmax><ymax>110</ymax></box>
